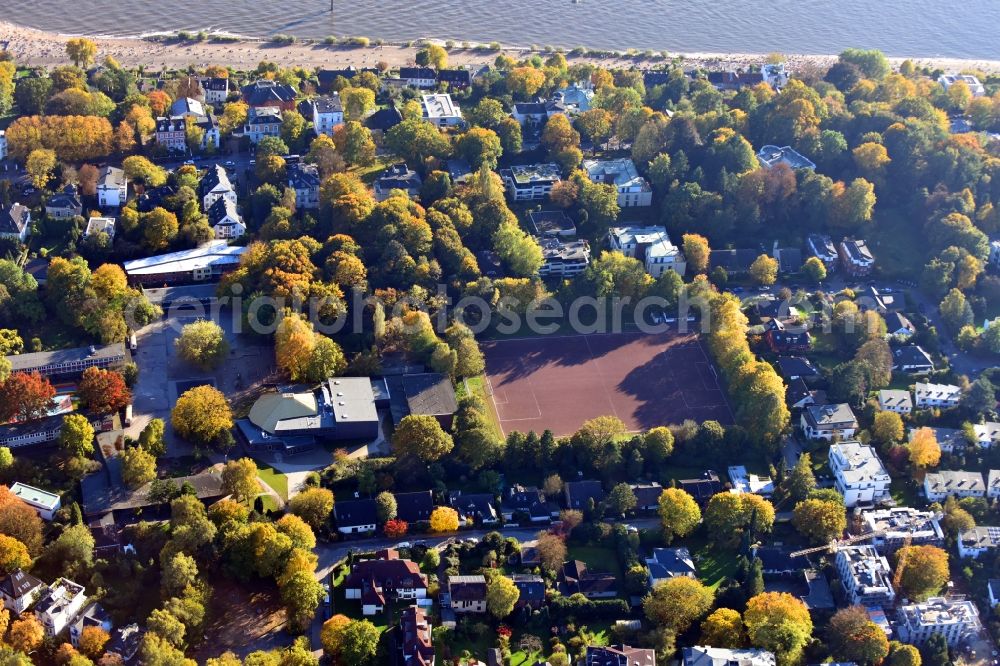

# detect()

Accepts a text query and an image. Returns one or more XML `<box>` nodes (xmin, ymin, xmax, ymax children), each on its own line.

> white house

<box><xmin>538</xmin><ymin>238</ymin><xmax>591</xmax><ymax>277</ymax></box>
<box><xmin>500</xmin><ymin>164</ymin><xmax>561</xmax><ymax>201</ymax></box>
<box><xmin>10</xmin><ymin>483</ymin><xmax>61</xmax><ymax>521</ymax></box>
<box><xmin>836</xmin><ymin>545</ymin><xmax>895</xmax><ymax>606</ymax></box>
<box><xmin>608</xmin><ymin>226</ymin><xmax>687</xmax><ymax>277</ymax></box>
<box><xmin>923</xmin><ymin>470</ymin><xmax>985</xmax><ymax>502</ymax></box>
<box><xmin>34</xmin><ymin>578</ymin><xmax>87</xmax><ymax>637</ymax></box>
<box><xmin>96</xmin><ymin>167</ymin><xmax>127</xmax><ymax>208</ymax></box>
<box><xmin>683</xmin><ymin>647</ymin><xmax>775</xmax><ymax>666</ymax></box>
<box><xmin>421</xmin><ymin>94</ymin><xmax>462</xmax><ymax>127</ymax></box>
<box><xmin>303</xmin><ymin>95</ymin><xmax>344</xmax><ymax>137</ymax></box>
<box><xmin>333</xmin><ymin>499</ymin><xmax>377</xmax><ymax>535</ymax></box>
<box><xmin>287</xmin><ymin>163</ymin><xmax>321</xmax><ymax>209</ymax></box>
<box><xmin>83</xmin><ymin>216</ymin><xmax>116</xmax><ymax>242</ymax></box>
<box><xmin>398</xmin><ymin>67</ymin><xmax>437</xmax><ymax>88</ymax></box>
<box><xmin>801</xmin><ymin>403</ymin><xmax>858</xmax><ymax>441</ymax></box>
<box><xmin>762</xmin><ymin>63</ymin><xmax>790</xmax><ymax>88</ymax></box>
<box><xmin>897</xmin><ymin>596</ymin><xmax>981</xmax><ymax>646</ymax></box>
<box><xmin>199</xmin><ymin>164</ymin><xmax>237</xmax><ymax>210</ymax></box>
<box><xmin>829</xmin><ymin>441</ymin><xmax>891</xmax><ymax>507</ymax></box>
<box><xmin>878</xmin><ymin>389</ymin><xmax>912</xmax><ymax>414</ymax></box>
<box><xmin>512</xmin><ymin>102</ymin><xmax>549</xmax><ymax>126</ymax></box>
<box><xmin>973</xmin><ymin>422</ymin><xmax>1000</xmax><ymax>448</ymax></box>
<box><xmin>201</xmin><ymin>77</ymin><xmax>230</xmax><ymax>105</ymax></box>
<box><xmin>0</xmin><ymin>203</ymin><xmax>31</xmax><ymax>243</ymax></box>
<box><xmin>939</xmin><ymin>74</ymin><xmax>986</xmax><ymax>97</ymax></box>
<box><xmin>0</xmin><ymin>570</ymin><xmax>45</xmax><ymax>615</ymax></box>
<box><xmin>989</xmin><ymin>470</ymin><xmax>1000</xmax><ymax>500</ymax></box>
<box><xmin>914</xmin><ymin>382</ymin><xmax>962</xmax><ymax>409</ymax></box>
<box><xmin>958</xmin><ymin>526</ymin><xmax>1000</xmax><ymax>559</ymax></box>
<box><xmin>990</xmin><ymin>240</ymin><xmax>1000</xmax><ymax>269</ymax></box>
<box><xmin>69</xmin><ymin>602</ymin><xmax>112</xmax><ymax>648</ymax></box>
<box><xmin>727</xmin><ymin>465</ymin><xmax>774</xmax><ymax>496</ymax></box>
<box><xmin>582</xmin><ymin>158</ymin><xmax>653</xmax><ymax>207</ymax></box>
<box><xmin>206</xmin><ymin>198</ymin><xmax>246</xmax><ymax>240</ymax></box>
<box><xmin>893</xmin><ymin>345</ymin><xmax>934</xmax><ymax>374</ymax></box>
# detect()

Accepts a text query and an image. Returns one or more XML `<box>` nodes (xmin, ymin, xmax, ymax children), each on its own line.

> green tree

<box><xmin>783</xmin><ymin>453</ymin><xmax>816</xmax><ymax>502</ymax></box>
<box><xmin>605</xmin><ymin>482</ymin><xmax>637</xmax><ymax>516</ymax></box>
<box><xmin>121</xmin><ymin>446</ymin><xmax>157</xmax><ymax>489</ymax></box>
<box><xmin>643</xmin><ymin>576</ymin><xmax>714</xmax><ymax>633</ymax></box>
<box><xmin>802</xmin><ymin>256</ymin><xmax>827</xmax><ymax>283</ymax></box>
<box><xmin>162</xmin><ymin>552</ymin><xmax>199</xmax><ymax>597</ymax></box>
<box><xmin>287</xmin><ymin>487</ymin><xmax>334</xmax><ymax>529</ymax></box>
<box><xmin>940</xmin><ymin>288</ymin><xmax>974</xmax><ymax>331</ymax></box>
<box><xmin>175</xmin><ymin>320</ymin><xmax>229</xmax><ymax>369</ymax></box>
<box><xmin>493</xmin><ymin>221</ymin><xmax>543</xmax><ymax>277</ymax></box>
<box><xmin>657</xmin><ymin>488</ymin><xmax>701</xmax><ymax>543</ymax></box>
<box><xmin>485</xmin><ymin>574</ymin><xmax>520</xmax><ymax>618</ymax></box>
<box><xmin>221</xmin><ymin>458</ymin><xmax>260</xmax><ymax>504</ymax></box>
<box><xmin>339</xmin><ymin>619</ymin><xmax>380</xmax><ymax>665</ymax></box>
<box><xmin>280</xmin><ymin>570</ymin><xmax>325</xmax><ymax>632</ymax></box>
<box><xmin>392</xmin><ymin>415</ymin><xmax>453</xmax><ymax>462</ymax></box>
<box><xmin>704</xmin><ymin>493</ymin><xmax>775</xmax><ymax>547</ymax></box>
<box><xmin>138</xmin><ymin>418</ymin><xmax>166</xmax><ymax>457</ymax></box>
<box><xmin>341</xmin><ymin>87</ymin><xmax>376</xmax><ymax>121</ymax></box>
<box><xmin>375</xmin><ymin>491</ymin><xmax>397</xmax><ymax>524</ymax></box>
<box><xmin>827</xmin><ymin>606</ymin><xmax>889</xmax><ymax>665</ymax></box>
<box><xmin>791</xmin><ymin>498</ymin><xmax>847</xmax><ymax>544</ymax></box>
<box><xmin>455</xmin><ymin>127</ymin><xmax>503</xmax><ymax>169</ymax></box>
<box><xmin>59</xmin><ymin>413</ymin><xmax>95</xmax><ymax>458</ymax></box>
<box><xmin>332</xmin><ymin>121</ymin><xmax>375</xmax><ymax>167</ymax></box>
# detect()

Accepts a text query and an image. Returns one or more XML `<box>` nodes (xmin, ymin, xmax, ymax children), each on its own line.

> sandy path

<box><xmin>3</xmin><ymin>20</ymin><xmax>1000</xmax><ymax>74</ymax></box>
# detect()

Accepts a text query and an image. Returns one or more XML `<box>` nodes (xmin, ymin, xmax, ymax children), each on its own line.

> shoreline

<box><xmin>3</xmin><ymin>20</ymin><xmax>1000</xmax><ymax>74</ymax></box>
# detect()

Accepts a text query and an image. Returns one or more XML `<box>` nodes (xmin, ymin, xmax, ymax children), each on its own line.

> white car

<box><xmin>395</xmin><ymin>541</ymin><xmax>412</xmax><ymax>549</ymax></box>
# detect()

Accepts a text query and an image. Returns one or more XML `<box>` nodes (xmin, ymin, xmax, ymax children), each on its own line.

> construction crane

<box><xmin>789</xmin><ymin>530</ymin><xmax>884</xmax><ymax>558</ymax></box>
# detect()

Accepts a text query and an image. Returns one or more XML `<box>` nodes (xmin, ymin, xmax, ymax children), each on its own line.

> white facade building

<box><xmin>924</xmin><ymin>470</ymin><xmax>985</xmax><ymax>502</ymax></box>
<box><xmin>860</xmin><ymin>507</ymin><xmax>944</xmax><ymax>552</ymax></box>
<box><xmin>501</xmin><ymin>164</ymin><xmax>561</xmax><ymax>201</ymax></box>
<box><xmin>10</xmin><ymin>483</ymin><xmax>61</xmax><ymax>521</ymax></box>
<box><xmin>421</xmin><ymin>94</ymin><xmax>462</xmax><ymax>127</ymax></box>
<box><xmin>582</xmin><ymin>158</ymin><xmax>653</xmax><ymax>207</ymax></box>
<box><xmin>973</xmin><ymin>422</ymin><xmax>1000</xmax><ymax>448</ymax></box>
<box><xmin>958</xmin><ymin>526</ymin><xmax>1000</xmax><ymax>559</ymax></box>
<box><xmin>96</xmin><ymin>167</ymin><xmax>127</xmax><ymax>208</ymax></box>
<box><xmin>939</xmin><ymin>74</ymin><xmax>986</xmax><ymax>97</ymax></box>
<box><xmin>34</xmin><ymin>578</ymin><xmax>87</xmax><ymax>638</ymax></box>
<box><xmin>828</xmin><ymin>441</ymin><xmax>891</xmax><ymax>507</ymax></box>
<box><xmin>915</xmin><ymin>382</ymin><xmax>962</xmax><ymax>409</ymax></box>
<box><xmin>878</xmin><ymin>389</ymin><xmax>912</xmax><ymax>414</ymax></box>
<box><xmin>608</xmin><ymin>226</ymin><xmax>687</xmax><ymax>277</ymax></box>
<box><xmin>836</xmin><ymin>545</ymin><xmax>895</xmax><ymax>606</ymax></box>
<box><xmin>897</xmin><ymin>597</ymin><xmax>981</xmax><ymax>646</ymax></box>
<box><xmin>801</xmin><ymin>403</ymin><xmax>858</xmax><ymax>441</ymax></box>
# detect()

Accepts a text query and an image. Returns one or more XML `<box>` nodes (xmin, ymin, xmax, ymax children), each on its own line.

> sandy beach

<box><xmin>3</xmin><ymin>19</ymin><xmax>1000</xmax><ymax>75</ymax></box>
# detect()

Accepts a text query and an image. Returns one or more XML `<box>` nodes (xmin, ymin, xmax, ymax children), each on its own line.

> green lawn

<box><xmin>254</xmin><ymin>461</ymin><xmax>289</xmax><ymax>501</ymax></box>
<box><xmin>688</xmin><ymin>535</ymin><xmax>740</xmax><ymax>591</ymax></box>
<box><xmin>891</xmin><ymin>476</ymin><xmax>921</xmax><ymax>507</ymax></box>
<box><xmin>566</xmin><ymin>545</ymin><xmax>623</xmax><ymax>580</ymax></box>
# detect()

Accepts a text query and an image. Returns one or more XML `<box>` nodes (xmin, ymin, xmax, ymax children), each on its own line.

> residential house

<box><xmin>446</xmin><ymin>159</ymin><xmax>473</xmax><ymax>187</ymax></box>
<box><xmin>538</xmin><ymin>237</ymin><xmax>591</xmax><ymax>277</ymax></box>
<box><xmin>448</xmin><ymin>491</ymin><xmax>498</xmax><ymax>526</ymax></box>
<box><xmin>5</xmin><ymin>343</ymin><xmax>128</xmax><ymax>380</ymax></box>
<box><xmin>96</xmin><ymin>167</ymin><xmax>127</xmax><ymax>208</ymax></box>
<box><xmin>765</xmin><ymin>318</ymin><xmax>812</xmax><ymax>353</ymax></box>
<box><xmin>608</xmin><ymin>226</ymin><xmax>686</xmax><ymax>277</ymax></box>
<box><xmin>244</xmin><ymin>106</ymin><xmax>283</xmax><ymax>143</ymax></box>
<box><xmin>710</xmin><ymin>248</ymin><xmax>757</xmax><ymax>275</ymax></box>
<box><xmin>546</xmin><ymin>85</ymin><xmax>594</xmax><ymax>116</ymax></box>
<box><xmin>122</xmin><ymin>241</ymin><xmax>247</xmax><ymax>285</ymax></box>
<box><xmin>973</xmin><ymin>422</ymin><xmax>1000</xmax><ymax>448</ymax></box>
<box><xmin>343</xmin><ymin>550</ymin><xmax>428</xmax><ymax>611</ymax></box>
<box><xmin>915</xmin><ymin>382</ymin><xmax>962</xmax><ymax>409</ymax></box>
<box><xmin>897</xmin><ymin>596</ymin><xmax>981</xmax><ymax>646</ymax></box>
<box><xmin>105</xmin><ymin>624</ymin><xmax>144</xmax><ymax>664</ymax></box>
<box><xmin>939</xmin><ymin>74</ymin><xmax>986</xmax><ymax>97</ymax></box>
<box><xmin>398</xmin><ymin>67</ymin><xmax>437</xmax><ymax>88</ymax></box>
<box><xmin>317</xmin><ymin>66</ymin><xmax>365</xmax><ymax>91</ymax></box>
<box><xmin>753</xmin><ymin>546</ymin><xmax>798</xmax><ymax>577</ymax></box>
<box><xmin>861</xmin><ymin>507</ymin><xmax>945</xmax><ymax>553</ymax></box>
<box><xmin>202</xmin><ymin>76</ymin><xmax>230</xmax><ymax>104</ymax></box>
<box><xmin>398</xmin><ymin>605</ymin><xmax>435</xmax><ymax>666</ymax></box>
<box><xmin>990</xmin><ymin>240</ymin><xmax>1000</xmax><ymax>269</ymax></box>
<box><xmin>528</xmin><ymin>210</ymin><xmax>577</xmax><ymax>237</ymax></box>
<box><xmin>878</xmin><ymin>389</ymin><xmax>913</xmax><ymax>414</ymax></box>
<box><xmin>708</xmin><ymin>70</ymin><xmax>764</xmax><ymax>90</ymax></box>
<box><xmin>772</xmin><ymin>245</ymin><xmax>803</xmax><ymax>274</ymax></box>
<box><xmin>646</xmin><ymin>547</ymin><xmax>696</xmax><ymax>586</ymax></box>
<box><xmin>683</xmin><ymin>647</ymin><xmax>774</xmax><ymax>666</ymax></box>
<box><xmin>34</xmin><ymin>578</ymin><xmax>87</xmax><ymax>637</ymax></box>
<box><xmin>476</xmin><ymin>250</ymin><xmax>504</xmax><ymax>279</ymax></box>
<box><xmin>777</xmin><ymin>356</ymin><xmax>820</xmax><ymax>381</ymax></box>
<box><xmin>448</xmin><ymin>575</ymin><xmax>487</xmax><ymax>614</ymax></box>
<box><xmin>910</xmin><ymin>426</ymin><xmax>965</xmax><ymax>454</ymax></box>
<box><xmin>839</xmin><ymin>238</ymin><xmax>875</xmax><ymax>276</ymax></box>
<box><xmin>45</xmin><ymin>185</ymin><xmax>83</xmax><ymax>219</ymax></box>
<box><xmin>0</xmin><ymin>203</ymin><xmax>31</xmax><ymax>243</ymax></box>
<box><xmin>287</xmin><ymin>162</ymin><xmax>321</xmax><ymax>209</ymax></box>
<box><xmin>84</xmin><ymin>216</ymin><xmax>116</xmax><ymax>242</ymax></box>
<box><xmin>422</xmin><ymin>94</ymin><xmax>462</xmax><ymax>127</ymax></box>
<box><xmin>958</xmin><ymin>526</ymin><xmax>1000</xmax><ymax>559</ymax></box>
<box><xmin>559</xmin><ymin>560</ymin><xmax>617</xmax><ymax>599</ymax></box>
<box><xmin>207</xmin><ymin>198</ymin><xmax>246</xmax><ymax>239</ymax></box>
<box><xmin>757</xmin><ymin>145</ymin><xmax>815</xmax><ymax>170</ymax></box>
<box><xmin>582</xmin><ymin>158</ymin><xmax>652</xmax><ymax>207</ymax></box>
<box><xmin>501</xmin><ymin>485</ymin><xmax>551</xmax><ymax>523</ymax></box>
<box><xmin>728</xmin><ymin>466</ymin><xmax>774</xmax><ymax>495</ymax></box>
<box><xmin>375</xmin><ymin>163</ymin><xmax>423</xmax><ymax>201</ymax></box>
<box><xmin>678</xmin><ymin>471</ymin><xmax>722</xmax><ymax>505</ymax></box>
<box><xmin>136</xmin><ymin>184</ymin><xmax>177</xmax><ymax>213</ymax></box>
<box><xmin>806</xmin><ymin>234</ymin><xmax>839</xmax><ymax>271</ymax></box>
<box><xmin>300</xmin><ymin>95</ymin><xmax>343</xmax><ymax>137</ymax></box>
<box><xmin>437</xmin><ymin>68</ymin><xmax>472</xmax><ymax>89</ymax></box>
<box><xmin>366</xmin><ymin>104</ymin><xmax>404</xmax><ymax>135</ymax></box>
<box><xmin>924</xmin><ymin>470</ymin><xmax>986</xmax><ymax>502</ymax></box>
<box><xmin>154</xmin><ymin>116</ymin><xmax>187</xmax><ymax>152</ymax></box>
<box><xmin>564</xmin><ymin>480</ymin><xmax>604</xmax><ymax>511</ymax></box>
<box><xmin>501</xmin><ymin>164</ymin><xmax>561</xmax><ymax>201</ymax></box>
<box><xmin>885</xmin><ymin>312</ymin><xmax>916</xmax><ymax>340</ymax></box>
<box><xmin>787</xmin><ymin>378</ymin><xmax>818</xmax><ymax>409</ymax></box>
<box><xmin>586</xmin><ymin>645</ymin><xmax>656</xmax><ymax>666</ymax></box>
<box><xmin>836</xmin><ymin>546</ymin><xmax>895</xmax><ymax>606</ymax></box>
<box><xmin>10</xmin><ymin>483</ymin><xmax>61</xmax><ymax>520</ymax></box>
<box><xmin>893</xmin><ymin>345</ymin><xmax>934</xmax><ymax>374</ymax></box>
<box><xmin>0</xmin><ymin>569</ymin><xmax>45</xmax><ymax>615</ymax></box>
<box><xmin>393</xmin><ymin>491</ymin><xmax>435</xmax><ymax>524</ymax></box>
<box><xmin>69</xmin><ymin>602</ymin><xmax>112</xmax><ymax>648</ymax></box>
<box><xmin>511</xmin><ymin>102</ymin><xmax>549</xmax><ymax>126</ymax></box>
<box><xmin>334</xmin><ymin>498</ymin><xmax>378</xmax><ymax>534</ymax></box>
<box><xmin>802</xmin><ymin>403</ymin><xmax>858</xmax><ymax>441</ymax></box>
<box><xmin>630</xmin><ymin>483</ymin><xmax>663</xmax><ymax>512</ymax></box>
<box><xmin>762</xmin><ymin>63</ymin><xmax>790</xmax><ymax>88</ymax></box>
<box><xmin>829</xmin><ymin>441</ymin><xmax>891</xmax><ymax>507</ymax></box>
<box><xmin>242</xmin><ymin>80</ymin><xmax>297</xmax><ymax>110</ymax></box>
<box><xmin>199</xmin><ymin>164</ymin><xmax>237</xmax><ymax>210</ymax></box>
<box><xmin>509</xmin><ymin>574</ymin><xmax>545</xmax><ymax>610</ymax></box>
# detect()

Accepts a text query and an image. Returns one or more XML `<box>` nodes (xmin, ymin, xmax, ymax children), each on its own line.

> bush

<box><xmin>550</xmin><ymin>595</ymin><xmax>629</xmax><ymax>621</ymax></box>
<box><xmin>323</xmin><ymin>36</ymin><xmax>339</xmax><ymax>45</ymax></box>
<box><xmin>271</xmin><ymin>34</ymin><xmax>296</xmax><ymax>45</ymax></box>
<box><xmin>349</xmin><ymin>37</ymin><xmax>370</xmax><ymax>47</ymax></box>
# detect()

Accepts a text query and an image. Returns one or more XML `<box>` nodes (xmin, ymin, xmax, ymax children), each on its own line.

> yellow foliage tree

<box><xmin>908</xmin><ymin>427</ymin><xmax>941</xmax><ymax>471</ymax></box>
<box><xmin>429</xmin><ymin>506</ymin><xmax>459</xmax><ymax>533</ymax></box>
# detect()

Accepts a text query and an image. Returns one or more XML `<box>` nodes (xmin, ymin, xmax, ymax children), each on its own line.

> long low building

<box><xmin>123</xmin><ymin>240</ymin><xmax>247</xmax><ymax>285</ymax></box>
<box><xmin>0</xmin><ymin>414</ymin><xmax>66</xmax><ymax>448</ymax></box>
<box><xmin>5</xmin><ymin>343</ymin><xmax>128</xmax><ymax>379</ymax></box>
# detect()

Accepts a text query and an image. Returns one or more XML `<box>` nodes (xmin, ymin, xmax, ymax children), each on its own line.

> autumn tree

<box><xmin>507</xmin><ymin>67</ymin><xmax>547</xmax><ymax>99</ymax></box>
<box><xmin>749</xmin><ymin>254</ymin><xmax>779</xmax><ymax>286</ymax></box>
<box><xmin>704</xmin><ymin>492</ymin><xmax>775</xmax><ymax>547</ymax></box>
<box><xmin>700</xmin><ymin>608</ymin><xmax>746</xmax><ymax>649</ymax></box>
<box><xmin>872</xmin><ymin>411</ymin><xmax>904</xmax><ymax>446</ymax></box>
<box><xmin>908</xmin><ymin>427</ymin><xmax>941</xmax><ymax>472</ymax></box>
<box><xmin>332</xmin><ymin>121</ymin><xmax>375</xmax><ymax>167</ymax></box>
<box><xmin>682</xmin><ymin>234</ymin><xmax>710</xmax><ymax>274</ymax></box>
<box><xmin>59</xmin><ymin>413</ymin><xmax>95</xmax><ymax>459</ymax></box>
<box><xmin>0</xmin><ymin>372</ymin><xmax>56</xmax><ymax>423</ymax></box>
<box><xmin>8</xmin><ymin>615</ymin><xmax>44</xmax><ymax>654</ymax></box>
<box><xmin>486</xmin><ymin>573</ymin><xmax>520</xmax><ymax>618</ymax></box>
<box><xmin>66</xmin><ymin>38</ymin><xmax>97</xmax><ymax>68</ymax></box>
<box><xmin>658</xmin><ymin>488</ymin><xmax>701</xmax><ymax>543</ymax></box>
<box><xmin>644</xmin><ymin>576</ymin><xmax>714</xmax><ymax>633</ymax></box>
<box><xmin>744</xmin><ymin>592</ymin><xmax>813</xmax><ymax>665</ymax></box>
<box><xmin>894</xmin><ymin>545</ymin><xmax>949</xmax><ymax>600</ymax></box>
<box><xmin>384</xmin><ymin>519</ymin><xmax>408</xmax><ymax>538</ymax></box>
<box><xmin>175</xmin><ymin>320</ymin><xmax>229</xmax><ymax>369</ymax></box>
<box><xmin>143</xmin><ymin>207</ymin><xmax>179</xmax><ymax>251</ymax></box>
<box><xmin>221</xmin><ymin>458</ymin><xmax>260</xmax><ymax>505</ymax></box>
<box><xmin>138</xmin><ymin>419</ymin><xmax>166</xmax><ymax>457</ymax></box>
<box><xmin>802</xmin><ymin>256</ymin><xmax>827</xmax><ymax>283</ymax></box>
<box><xmin>493</xmin><ymin>220</ymin><xmax>543</xmax><ymax>276</ymax></box>
<box><xmin>26</xmin><ymin>148</ymin><xmax>57</xmax><ymax>189</ymax></box>
<box><xmin>429</xmin><ymin>506</ymin><xmax>459</xmax><ymax>533</ymax></box>
<box><xmin>888</xmin><ymin>642</ymin><xmax>922</xmax><ymax>666</ymax></box>
<box><xmin>415</xmin><ymin>44</ymin><xmax>448</xmax><ymax>70</ymax></box>
<box><xmin>0</xmin><ymin>487</ymin><xmax>43</xmax><ymax>554</ymax></box>
<box><xmin>78</xmin><ymin>626</ymin><xmax>111</xmax><ymax>661</ymax></box>
<box><xmin>392</xmin><ymin>414</ymin><xmax>453</xmax><ymax>462</ymax></box>
<box><xmin>288</xmin><ymin>487</ymin><xmax>334</xmax><ymax>529</ymax></box>
<box><xmin>792</xmin><ymin>498</ymin><xmax>847</xmax><ymax>544</ymax></box>
<box><xmin>320</xmin><ymin>614</ymin><xmax>351</xmax><ymax>657</ymax></box>
<box><xmin>375</xmin><ymin>491</ymin><xmax>396</xmax><ymax>524</ymax></box>
<box><xmin>280</xmin><ymin>569</ymin><xmax>325</xmax><ymax>632</ymax></box>
<box><xmin>338</xmin><ymin>619</ymin><xmax>379</xmax><ymax>665</ymax></box>
<box><xmin>171</xmin><ymin>385</ymin><xmax>233</xmax><ymax>447</ymax></box>
<box><xmin>535</xmin><ymin>531</ymin><xmax>567</xmax><ymax>572</ymax></box>
<box><xmin>121</xmin><ymin>446</ymin><xmax>157</xmax><ymax>489</ymax></box>
<box><xmin>828</xmin><ymin>606</ymin><xmax>890</xmax><ymax>665</ymax></box>
<box><xmin>77</xmin><ymin>367</ymin><xmax>131</xmax><ymax>415</ymax></box>
<box><xmin>341</xmin><ymin>86</ymin><xmax>376</xmax><ymax>121</ymax></box>
<box><xmin>0</xmin><ymin>535</ymin><xmax>30</xmax><ymax>575</ymax></box>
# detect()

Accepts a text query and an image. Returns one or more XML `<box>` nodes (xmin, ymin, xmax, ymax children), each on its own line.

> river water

<box><xmin>6</xmin><ymin>0</ymin><xmax>1000</xmax><ymax>60</ymax></box>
